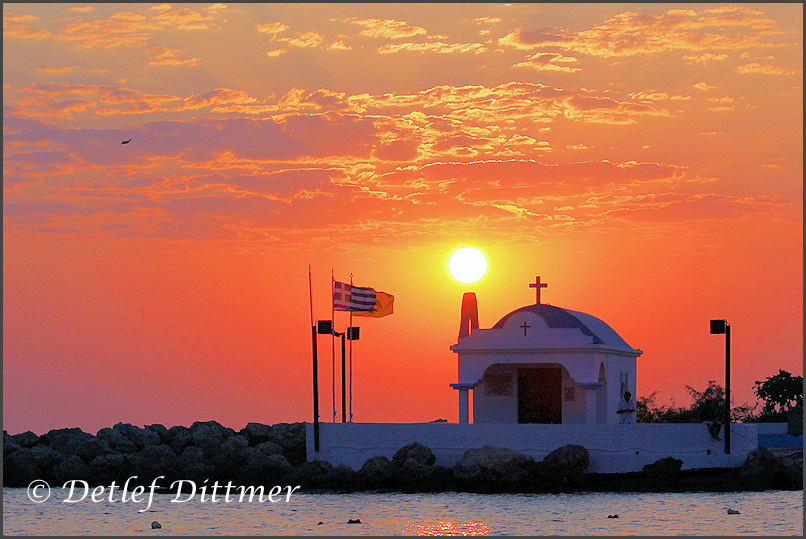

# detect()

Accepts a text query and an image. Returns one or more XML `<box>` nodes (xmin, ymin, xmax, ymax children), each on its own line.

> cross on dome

<box><xmin>530</xmin><ymin>276</ymin><xmax>548</xmax><ymax>305</ymax></box>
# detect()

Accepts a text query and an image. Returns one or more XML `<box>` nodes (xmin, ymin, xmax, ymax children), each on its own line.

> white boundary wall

<box><xmin>306</xmin><ymin>422</ymin><xmax>757</xmax><ymax>473</ymax></box>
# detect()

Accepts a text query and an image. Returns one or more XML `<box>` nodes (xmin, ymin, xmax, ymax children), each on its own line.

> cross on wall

<box><xmin>520</xmin><ymin>321</ymin><xmax>531</xmax><ymax>336</ymax></box>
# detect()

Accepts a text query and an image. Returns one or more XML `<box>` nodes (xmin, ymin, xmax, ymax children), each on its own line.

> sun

<box><xmin>447</xmin><ymin>247</ymin><xmax>488</xmax><ymax>284</ymax></box>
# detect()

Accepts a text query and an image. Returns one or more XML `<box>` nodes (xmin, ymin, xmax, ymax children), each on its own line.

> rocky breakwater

<box><xmin>3</xmin><ymin>421</ymin><xmax>304</xmax><ymax>489</ymax></box>
<box><xmin>4</xmin><ymin>423</ymin><xmax>802</xmax><ymax>494</ymax></box>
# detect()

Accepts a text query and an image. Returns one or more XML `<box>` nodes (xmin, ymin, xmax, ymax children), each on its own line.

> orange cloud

<box><xmin>3</xmin><ymin>13</ymin><xmax>51</xmax><ymax>39</ymax></box>
<box><xmin>256</xmin><ymin>22</ymin><xmax>289</xmax><ymax>38</ymax></box>
<box><xmin>378</xmin><ymin>42</ymin><xmax>485</xmax><ymax>54</ymax></box>
<box><xmin>54</xmin><ymin>11</ymin><xmax>160</xmax><ymax>48</ymax></box>
<box><xmin>344</xmin><ymin>18</ymin><xmax>427</xmax><ymax>40</ymax></box>
<box><xmin>54</xmin><ymin>7</ymin><xmax>220</xmax><ymax>49</ymax></box>
<box><xmin>148</xmin><ymin>47</ymin><xmax>199</xmax><ymax>66</ymax></box>
<box><xmin>683</xmin><ymin>52</ymin><xmax>729</xmax><ymax>64</ymax></box>
<box><xmin>736</xmin><ymin>62</ymin><xmax>801</xmax><ymax>75</ymax></box>
<box><xmin>513</xmin><ymin>52</ymin><xmax>581</xmax><ymax>73</ymax></box>
<box><xmin>151</xmin><ymin>9</ymin><xmax>215</xmax><ymax>30</ymax></box>
<box><xmin>280</xmin><ymin>31</ymin><xmax>325</xmax><ymax>48</ymax></box>
<box><xmin>499</xmin><ymin>6</ymin><xmax>793</xmax><ymax>57</ymax></box>
<box><xmin>35</xmin><ymin>66</ymin><xmax>109</xmax><ymax>75</ymax></box>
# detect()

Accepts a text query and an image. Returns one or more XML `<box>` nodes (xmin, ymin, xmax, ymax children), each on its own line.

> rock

<box><xmin>151</xmin><ymin>521</ymin><xmax>161</xmax><ymax>529</ymax></box>
<box><xmin>213</xmin><ymin>435</ymin><xmax>255</xmax><ymax>478</ymax></box>
<box><xmin>266</xmin><ymin>422</ymin><xmax>306</xmax><ymax>465</ymax></box>
<box><xmin>139</xmin><ymin>444</ymin><xmax>181</xmax><ymax>483</ymax></box>
<box><xmin>241</xmin><ymin>423</ymin><xmax>272</xmax><ymax>446</ymax></box>
<box><xmin>542</xmin><ymin>445</ymin><xmax>589</xmax><ymax>475</ymax></box>
<box><xmin>253</xmin><ymin>441</ymin><xmax>284</xmax><ymax>459</ymax></box>
<box><xmin>179</xmin><ymin>446</ymin><xmax>206</xmax><ymax>468</ymax></box>
<box><xmin>190</xmin><ymin>420</ymin><xmax>236</xmax><ymax>438</ymax></box>
<box><xmin>740</xmin><ymin>446</ymin><xmax>801</xmax><ymax>490</ymax></box>
<box><xmin>642</xmin><ymin>457</ymin><xmax>683</xmax><ymax>481</ymax></box>
<box><xmin>4</xmin><ymin>431</ymin><xmax>20</xmax><ymax>456</ymax></box>
<box><xmin>89</xmin><ymin>453</ymin><xmax>143</xmax><ymax>485</ymax></box>
<box><xmin>183</xmin><ymin>462</ymin><xmax>217</xmax><ymax>483</ymax></box>
<box><xmin>112</xmin><ymin>423</ymin><xmax>161</xmax><ymax>451</ymax></box>
<box><xmin>97</xmin><ymin>428</ymin><xmax>138</xmax><ymax>454</ymax></box>
<box><xmin>29</xmin><ymin>445</ymin><xmax>65</xmax><ymax>479</ymax></box>
<box><xmin>453</xmin><ymin>446</ymin><xmax>536</xmax><ymax>487</ymax></box>
<box><xmin>787</xmin><ymin>404</ymin><xmax>803</xmax><ymax>436</ymax></box>
<box><xmin>51</xmin><ymin>455</ymin><xmax>91</xmax><ymax>485</ymax></box>
<box><xmin>392</xmin><ymin>442</ymin><xmax>436</xmax><ymax>467</ymax></box>
<box><xmin>74</xmin><ymin>438</ymin><xmax>115</xmax><ymax>464</ymax></box>
<box><xmin>168</xmin><ymin>427</ymin><xmax>193</xmax><ymax>455</ymax></box>
<box><xmin>39</xmin><ymin>427</ymin><xmax>94</xmax><ymax>455</ymax></box>
<box><xmin>146</xmin><ymin>424</ymin><xmax>171</xmax><ymax>444</ymax></box>
<box><xmin>235</xmin><ymin>454</ymin><xmax>292</xmax><ymax>486</ymax></box>
<box><xmin>3</xmin><ymin>448</ymin><xmax>44</xmax><ymax>487</ymax></box>
<box><xmin>358</xmin><ymin>456</ymin><xmax>396</xmax><ymax>486</ymax></box>
<box><xmin>347</xmin><ymin>519</ymin><xmax>362</xmax><ymax>524</ymax></box>
<box><xmin>284</xmin><ymin>459</ymin><xmax>341</xmax><ymax>490</ymax></box>
<box><xmin>13</xmin><ymin>431</ymin><xmax>40</xmax><ymax>449</ymax></box>
<box><xmin>190</xmin><ymin>422</ymin><xmax>233</xmax><ymax>459</ymax></box>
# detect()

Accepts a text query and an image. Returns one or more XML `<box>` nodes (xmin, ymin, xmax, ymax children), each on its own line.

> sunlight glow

<box><xmin>448</xmin><ymin>247</ymin><xmax>488</xmax><ymax>284</ymax></box>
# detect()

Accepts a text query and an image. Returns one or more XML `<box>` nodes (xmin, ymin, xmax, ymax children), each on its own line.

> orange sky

<box><xmin>3</xmin><ymin>3</ymin><xmax>802</xmax><ymax>435</ymax></box>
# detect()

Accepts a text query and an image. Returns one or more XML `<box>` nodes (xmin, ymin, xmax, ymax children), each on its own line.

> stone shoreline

<box><xmin>4</xmin><ymin>421</ymin><xmax>802</xmax><ymax>493</ymax></box>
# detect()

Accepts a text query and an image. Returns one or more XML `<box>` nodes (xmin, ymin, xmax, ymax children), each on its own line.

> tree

<box><xmin>636</xmin><ymin>381</ymin><xmax>755</xmax><ymax>423</ymax></box>
<box><xmin>753</xmin><ymin>369</ymin><xmax>803</xmax><ymax>420</ymax></box>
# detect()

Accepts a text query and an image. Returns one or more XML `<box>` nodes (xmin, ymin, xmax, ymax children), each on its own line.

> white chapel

<box><xmin>450</xmin><ymin>277</ymin><xmax>643</xmax><ymax>425</ymax></box>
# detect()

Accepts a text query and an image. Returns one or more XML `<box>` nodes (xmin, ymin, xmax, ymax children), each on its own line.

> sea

<box><xmin>2</xmin><ymin>487</ymin><xmax>803</xmax><ymax>536</ymax></box>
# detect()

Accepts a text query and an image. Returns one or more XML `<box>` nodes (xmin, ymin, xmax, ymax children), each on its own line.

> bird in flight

<box><xmin>121</xmin><ymin>138</ymin><xmax>132</xmax><ymax>144</ymax></box>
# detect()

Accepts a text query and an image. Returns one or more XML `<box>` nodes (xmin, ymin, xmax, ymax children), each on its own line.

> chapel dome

<box><xmin>492</xmin><ymin>303</ymin><xmax>637</xmax><ymax>351</ymax></box>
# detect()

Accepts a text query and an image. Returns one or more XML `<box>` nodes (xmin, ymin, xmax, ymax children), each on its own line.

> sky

<box><xmin>3</xmin><ymin>3</ymin><xmax>802</xmax><ymax>435</ymax></box>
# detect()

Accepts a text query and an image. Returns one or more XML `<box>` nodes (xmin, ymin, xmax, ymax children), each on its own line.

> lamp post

<box><xmin>313</xmin><ymin>319</ymin><xmax>336</xmax><ymax>451</ymax></box>
<box><xmin>710</xmin><ymin>319</ymin><xmax>730</xmax><ymax>454</ymax></box>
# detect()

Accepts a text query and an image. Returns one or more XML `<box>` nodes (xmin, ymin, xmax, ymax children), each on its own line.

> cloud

<box><xmin>378</xmin><ymin>42</ymin><xmax>485</xmax><ymax>54</ymax></box>
<box><xmin>682</xmin><ymin>52</ymin><xmax>729</xmax><ymax>64</ymax></box>
<box><xmin>54</xmin><ymin>7</ymin><xmax>219</xmax><ymax>48</ymax></box>
<box><xmin>70</xmin><ymin>6</ymin><xmax>95</xmax><ymax>13</ymax></box>
<box><xmin>151</xmin><ymin>8</ymin><xmax>215</xmax><ymax>30</ymax></box>
<box><xmin>148</xmin><ymin>47</ymin><xmax>199</xmax><ymax>66</ymax></box>
<box><xmin>513</xmin><ymin>52</ymin><xmax>581</xmax><ymax>72</ymax></box>
<box><xmin>736</xmin><ymin>62</ymin><xmax>801</xmax><ymax>75</ymax></box>
<box><xmin>327</xmin><ymin>40</ymin><xmax>351</xmax><ymax>51</ymax></box>
<box><xmin>3</xmin><ymin>12</ymin><xmax>51</xmax><ymax>39</ymax></box>
<box><xmin>344</xmin><ymin>18</ymin><xmax>427</xmax><ymax>39</ymax></box>
<box><xmin>280</xmin><ymin>31</ymin><xmax>325</xmax><ymax>48</ymax></box>
<box><xmin>498</xmin><ymin>6</ymin><xmax>793</xmax><ymax>58</ymax></box>
<box><xmin>694</xmin><ymin>82</ymin><xmax>716</xmax><ymax>91</ymax></box>
<box><xmin>266</xmin><ymin>49</ymin><xmax>288</xmax><ymax>58</ymax></box>
<box><xmin>256</xmin><ymin>22</ymin><xmax>289</xmax><ymax>38</ymax></box>
<box><xmin>35</xmin><ymin>66</ymin><xmax>109</xmax><ymax>75</ymax></box>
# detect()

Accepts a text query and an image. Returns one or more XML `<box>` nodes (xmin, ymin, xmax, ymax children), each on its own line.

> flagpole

<box><xmin>331</xmin><ymin>268</ymin><xmax>336</xmax><ymax>423</ymax></box>
<box><xmin>349</xmin><ymin>273</ymin><xmax>353</xmax><ymax>422</ymax></box>
<box><xmin>308</xmin><ymin>265</ymin><xmax>319</xmax><ymax>452</ymax></box>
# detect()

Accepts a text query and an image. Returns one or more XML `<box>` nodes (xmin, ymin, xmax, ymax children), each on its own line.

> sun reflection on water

<box><xmin>403</xmin><ymin>520</ymin><xmax>490</xmax><ymax>536</ymax></box>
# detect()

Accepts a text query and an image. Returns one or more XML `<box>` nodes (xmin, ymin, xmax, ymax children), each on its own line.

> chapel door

<box><xmin>517</xmin><ymin>368</ymin><xmax>562</xmax><ymax>424</ymax></box>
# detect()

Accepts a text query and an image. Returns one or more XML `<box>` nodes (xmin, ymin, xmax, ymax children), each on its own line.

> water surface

<box><xmin>3</xmin><ymin>488</ymin><xmax>802</xmax><ymax>535</ymax></box>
